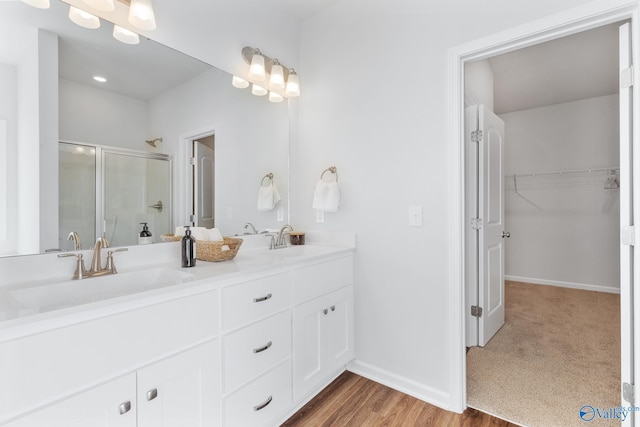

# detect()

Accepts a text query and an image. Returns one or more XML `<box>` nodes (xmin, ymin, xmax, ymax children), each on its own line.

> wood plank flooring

<box><xmin>281</xmin><ymin>371</ymin><xmax>518</xmax><ymax>427</ymax></box>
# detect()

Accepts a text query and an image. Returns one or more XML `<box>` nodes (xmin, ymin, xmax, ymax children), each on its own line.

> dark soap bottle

<box><xmin>181</xmin><ymin>226</ymin><xmax>196</xmax><ymax>268</ymax></box>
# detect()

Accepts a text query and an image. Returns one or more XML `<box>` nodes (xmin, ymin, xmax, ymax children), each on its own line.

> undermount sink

<box><xmin>9</xmin><ymin>268</ymin><xmax>194</xmax><ymax>310</ymax></box>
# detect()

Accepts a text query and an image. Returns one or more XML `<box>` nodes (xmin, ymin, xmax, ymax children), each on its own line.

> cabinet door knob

<box><xmin>119</xmin><ymin>401</ymin><xmax>132</xmax><ymax>415</ymax></box>
<box><xmin>253</xmin><ymin>395</ymin><xmax>273</xmax><ymax>411</ymax></box>
<box><xmin>253</xmin><ymin>293</ymin><xmax>273</xmax><ymax>303</ymax></box>
<box><xmin>253</xmin><ymin>341</ymin><xmax>273</xmax><ymax>354</ymax></box>
<box><xmin>146</xmin><ymin>388</ymin><xmax>158</xmax><ymax>401</ymax></box>
<box><xmin>331</xmin><ymin>305</ymin><xmax>336</xmax><ymax>312</ymax></box>
<box><xmin>323</xmin><ymin>308</ymin><xmax>328</xmax><ymax>315</ymax></box>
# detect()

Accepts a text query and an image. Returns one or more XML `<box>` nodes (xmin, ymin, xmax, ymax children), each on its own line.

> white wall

<box><xmin>465</xmin><ymin>60</ymin><xmax>494</xmax><ymax>110</ymax></box>
<box><xmin>147</xmin><ymin>66</ymin><xmax>289</xmax><ymax>236</ymax></box>
<box><xmin>0</xmin><ymin>63</ymin><xmax>17</xmax><ymax>254</ymax></box>
<box><xmin>502</xmin><ymin>94</ymin><xmax>620</xmax><ymax>292</ymax></box>
<box><xmin>295</xmin><ymin>0</ymin><xmax>596</xmax><ymax>409</ymax></box>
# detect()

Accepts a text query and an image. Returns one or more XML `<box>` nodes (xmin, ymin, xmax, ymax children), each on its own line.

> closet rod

<box><xmin>508</xmin><ymin>166</ymin><xmax>619</xmax><ymax>179</ymax></box>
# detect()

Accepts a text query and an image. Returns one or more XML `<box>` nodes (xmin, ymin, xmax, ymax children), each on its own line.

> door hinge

<box><xmin>471</xmin><ymin>218</ymin><xmax>483</xmax><ymax>230</ymax></box>
<box><xmin>189</xmin><ymin>214</ymin><xmax>197</xmax><ymax>223</ymax></box>
<box><xmin>621</xmin><ymin>66</ymin><xmax>634</xmax><ymax>89</ymax></box>
<box><xmin>189</xmin><ymin>157</ymin><xmax>196</xmax><ymax>165</ymax></box>
<box><xmin>621</xmin><ymin>226</ymin><xmax>635</xmax><ymax>246</ymax></box>
<box><xmin>471</xmin><ymin>130</ymin><xmax>483</xmax><ymax>143</ymax></box>
<box><xmin>624</xmin><ymin>382</ymin><xmax>635</xmax><ymax>405</ymax></box>
<box><xmin>471</xmin><ymin>305</ymin><xmax>483</xmax><ymax>317</ymax></box>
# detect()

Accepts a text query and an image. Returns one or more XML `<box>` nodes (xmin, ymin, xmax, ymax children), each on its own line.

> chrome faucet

<box><xmin>67</xmin><ymin>231</ymin><xmax>82</xmax><ymax>250</ymax></box>
<box><xmin>58</xmin><ymin>236</ymin><xmax>127</xmax><ymax>280</ymax></box>
<box><xmin>271</xmin><ymin>224</ymin><xmax>293</xmax><ymax>249</ymax></box>
<box><xmin>243</xmin><ymin>222</ymin><xmax>258</xmax><ymax>235</ymax></box>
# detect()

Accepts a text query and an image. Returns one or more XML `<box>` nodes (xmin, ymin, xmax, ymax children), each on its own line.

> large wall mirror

<box><xmin>0</xmin><ymin>0</ymin><xmax>290</xmax><ymax>257</ymax></box>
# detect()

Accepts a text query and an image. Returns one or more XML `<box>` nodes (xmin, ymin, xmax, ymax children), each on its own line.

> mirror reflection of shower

<box><xmin>58</xmin><ymin>142</ymin><xmax>172</xmax><ymax>250</ymax></box>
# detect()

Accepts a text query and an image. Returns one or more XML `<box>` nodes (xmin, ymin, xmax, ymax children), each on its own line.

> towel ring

<box><xmin>320</xmin><ymin>166</ymin><xmax>338</xmax><ymax>182</ymax></box>
<box><xmin>261</xmin><ymin>173</ymin><xmax>274</xmax><ymax>187</ymax></box>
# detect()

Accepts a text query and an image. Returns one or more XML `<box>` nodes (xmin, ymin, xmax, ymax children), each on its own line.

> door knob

<box><xmin>502</xmin><ymin>231</ymin><xmax>511</xmax><ymax>238</ymax></box>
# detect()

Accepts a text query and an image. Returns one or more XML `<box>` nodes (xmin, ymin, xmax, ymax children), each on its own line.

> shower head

<box><xmin>146</xmin><ymin>137</ymin><xmax>163</xmax><ymax>148</ymax></box>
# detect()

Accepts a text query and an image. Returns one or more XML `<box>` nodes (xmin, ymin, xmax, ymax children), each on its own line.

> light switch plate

<box><xmin>316</xmin><ymin>210</ymin><xmax>325</xmax><ymax>223</ymax></box>
<box><xmin>277</xmin><ymin>208</ymin><xmax>284</xmax><ymax>222</ymax></box>
<box><xmin>409</xmin><ymin>206</ymin><xmax>423</xmax><ymax>227</ymax></box>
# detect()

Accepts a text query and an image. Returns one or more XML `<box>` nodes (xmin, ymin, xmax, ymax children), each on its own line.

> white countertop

<box><xmin>0</xmin><ymin>237</ymin><xmax>355</xmax><ymax>340</ymax></box>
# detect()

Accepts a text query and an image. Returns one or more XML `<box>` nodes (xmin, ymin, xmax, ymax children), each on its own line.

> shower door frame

<box><xmin>59</xmin><ymin>140</ymin><xmax>173</xmax><ymax>246</ymax></box>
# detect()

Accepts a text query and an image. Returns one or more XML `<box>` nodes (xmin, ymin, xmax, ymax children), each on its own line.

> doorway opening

<box><xmin>463</xmin><ymin>22</ymin><xmax>622</xmax><ymax>425</ymax></box>
<box><xmin>189</xmin><ymin>133</ymin><xmax>215</xmax><ymax>228</ymax></box>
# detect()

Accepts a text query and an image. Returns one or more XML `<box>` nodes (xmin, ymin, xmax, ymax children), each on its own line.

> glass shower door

<box><xmin>103</xmin><ymin>152</ymin><xmax>171</xmax><ymax>247</ymax></box>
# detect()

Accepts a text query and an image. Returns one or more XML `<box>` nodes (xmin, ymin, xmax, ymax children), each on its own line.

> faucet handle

<box><xmin>58</xmin><ymin>252</ymin><xmax>88</xmax><ymax>280</ymax></box>
<box><xmin>106</xmin><ymin>248</ymin><xmax>128</xmax><ymax>273</ymax></box>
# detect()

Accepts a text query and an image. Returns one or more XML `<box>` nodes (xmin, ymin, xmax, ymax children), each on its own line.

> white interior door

<box><xmin>619</xmin><ymin>21</ymin><xmax>635</xmax><ymax>426</ymax></box>
<box><xmin>193</xmin><ymin>140</ymin><xmax>214</xmax><ymax>228</ymax></box>
<box><xmin>478</xmin><ymin>105</ymin><xmax>506</xmax><ymax>347</ymax></box>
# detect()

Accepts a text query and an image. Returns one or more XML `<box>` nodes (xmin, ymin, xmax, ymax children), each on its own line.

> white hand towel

<box><xmin>206</xmin><ymin>227</ymin><xmax>224</xmax><ymax>242</ymax></box>
<box><xmin>257</xmin><ymin>183</ymin><xmax>281</xmax><ymax>211</ymax></box>
<box><xmin>191</xmin><ymin>227</ymin><xmax>208</xmax><ymax>241</ymax></box>
<box><xmin>312</xmin><ymin>180</ymin><xmax>340</xmax><ymax>212</ymax></box>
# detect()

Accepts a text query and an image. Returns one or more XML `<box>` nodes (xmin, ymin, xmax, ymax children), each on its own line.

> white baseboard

<box><xmin>505</xmin><ymin>275</ymin><xmax>620</xmax><ymax>294</ymax></box>
<box><xmin>347</xmin><ymin>359</ymin><xmax>451</xmax><ymax>411</ymax></box>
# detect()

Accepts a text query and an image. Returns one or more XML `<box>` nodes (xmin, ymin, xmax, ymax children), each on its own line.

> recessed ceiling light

<box><xmin>93</xmin><ymin>76</ymin><xmax>107</xmax><ymax>83</ymax></box>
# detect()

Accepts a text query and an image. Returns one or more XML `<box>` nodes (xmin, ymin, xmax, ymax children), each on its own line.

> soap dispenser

<box><xmin>138</xmin><ymin>222</ymin><xmax>152</xmax><ymax>245</ymax></box>
<box><xmin>181</xmin><ymin>226</ymin><xmax>196</xmax><ymax>268</ymax></box>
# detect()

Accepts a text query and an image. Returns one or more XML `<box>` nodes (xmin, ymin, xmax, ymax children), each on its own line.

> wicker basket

<box><xmin>160</xmin><ymin>234</ymin><xmax>182</xmax><ymax>242</ymax></box>
<box><xmin>196</xmin><ymin>237</ymin><xmax>243</xmax><ymax>262</ymax></box>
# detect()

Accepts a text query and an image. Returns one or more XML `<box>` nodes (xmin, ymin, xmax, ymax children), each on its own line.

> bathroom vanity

<box><xmin>0</xmin><ymin>238</ymin><xmax>354</xmax><ymax>427</ymax></box>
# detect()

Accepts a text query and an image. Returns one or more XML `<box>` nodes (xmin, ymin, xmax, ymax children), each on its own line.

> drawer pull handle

<box><xmin>119</xmin><ymin>401</ymin><xmax>132</xmax><ymax>415</ymax></box>
<box><xmin>253</xmin><ymin>341</ymin><xmax>273</xmax><ymax>353</ymax></box>
<box><xmin>146</xmin><ymin>388</ymin><xmax>158</xmax><ymax>401</ymax></box>
<box><xmin>253</xmin><ymin>293</ymin><xmax>273</xmax><ymax>303</ymax></box>
<box><xmin>253</xmin><ymin>395</ymin><xmax>273</xmax><ymax>411</ymax></box>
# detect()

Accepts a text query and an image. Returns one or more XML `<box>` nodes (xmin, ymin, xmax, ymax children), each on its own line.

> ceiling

<box><xmin>489</xmin><ymin>22</ymin><xmax>620</xmax><ymax>115</ymax></box>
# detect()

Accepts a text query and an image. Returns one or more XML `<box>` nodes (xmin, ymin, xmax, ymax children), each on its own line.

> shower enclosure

<box><xmin>59</xmin><ymin>142</ymin><xmax>172</xmax><ymax>250</ymax></box>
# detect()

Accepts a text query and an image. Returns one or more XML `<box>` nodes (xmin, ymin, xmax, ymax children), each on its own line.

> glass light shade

<box><xmin>82</xmin><ymin>0</ymin><xmax>114</xmax><ymax>12</ymax></box>
<box><xmin>248</xmin><ymin>53</ymin><xmax>266</xmax><ymax>81</ymax></box>
<box><xmin>251</xmin><ymin>84</ymin><xmax>268</xmax><ymax>96</ymax></box>
<box><xmin>285</xmin><ymin>71</ymin><xmax>300</xmax><ymax>97</ymax></box>
<box><xmin>113</xmin><ymin>25</ymin><xmax>140</xmax><ymax>45</ymax></box>
<box><xmin>20</xmin><ymin>0</ymin><xmax>50</xmax><ymax>9</ymax></box>
<box><xmin>268</xmin><ymin>91</ymin><xmax>284</xmax><ymax>103</ymax></box>
<box><xmin>269</xmin><ymin>63</ymin><xmax>285</xmax><ymax>90</ymax></box>
<box><xmin>129</xmin><ymin>0</ymin><xmax>157</xmax><ymax>31</ymax></box>
<box><xmin>231</xmin><ymin>76</ymin><xmax>249</xmax><ymax>89</ymax></box>
<box><xmin>69</xmin><ymin>6</ymin><xmax>100</xmax><ymax>29</ymax></box>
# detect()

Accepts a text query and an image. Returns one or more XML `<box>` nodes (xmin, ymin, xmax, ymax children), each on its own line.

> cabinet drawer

<box><xmin>221</xmin><ymin>272</ymin><xmax>292</xmax><ymax>331</ymax></box>
<box><xmin>223</xmin><ymin>311</ymin><xmax>291</xmax><ymax>393</ymax></box>
<box><xmin>223</xmin><ymin>359</ymin><xmax>292</xmax><ymax>427</ymax></box>
<box><xmin>293</xmin><ymin>256</ymin><xmax>353</xmax><ymax>303</ymax></box>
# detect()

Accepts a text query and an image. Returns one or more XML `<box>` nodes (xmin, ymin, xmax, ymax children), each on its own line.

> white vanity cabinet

<box><xmin>292</xmin><ymin>286</ymin><xmax>354</xmax><ymax>401</ymax></box>
<box><xmin>6</xmin><ymin>340</ymin><xmax>219</xmax><ymax>427</ymax></box>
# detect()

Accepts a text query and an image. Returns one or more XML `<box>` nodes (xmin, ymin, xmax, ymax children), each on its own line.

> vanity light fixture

<box><xmin>268</xmin><ymin>91</ymin><xmax>284</xmax><ymax>103</ymax></box>
<box><xmin>113</xmin><ymin>24</ymin><xmax>140</xmax><ymax>44</ymax></box>
<box><xmin>19</xmin><ymin>0</ymin><xmax>50</xmax><ymax>9</ymax></box>
<box><xmin>252</xmin><ymin>84</ymin><xmax>268</xmax><ymax>96</ymax></box>
<box><xmin>82</xmin><ymin>0</ymin><xmax>115</xmax><ymax>12</ymax></box>
<box><xmin>69</xmin><ymin>6</ymin><xmax>100</xmax><ymax>29</ymax></box>
<box><xmin>93</xmin><ymin>75</ymin><xmax>107</xmax><ymax>83</ymax></box>
<box><xmin>234</xmin><ymin>46</ymin><xmax>301</xmax><ymax>100</ymax></box>
<box><xmin>231</xmin><ymin>76</ymin><xmax>249</xmax><ymax>89</ymax></box>
<box><xmin>128</xmin><ymin>0</ymin><xmax>156</xmax><ymax>31</ymax></box>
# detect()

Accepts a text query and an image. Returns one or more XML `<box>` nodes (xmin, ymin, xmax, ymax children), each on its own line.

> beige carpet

<box><xmin>467</xmin><ymin>281</ymin><xmax>620</xmax><ymax>427</ymax></box>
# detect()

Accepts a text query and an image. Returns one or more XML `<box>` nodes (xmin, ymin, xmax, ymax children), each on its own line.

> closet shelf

<box><xmin>505</xmin><ymin>167</ymin><xmax>619</xmax><ymax>193</ymax></box>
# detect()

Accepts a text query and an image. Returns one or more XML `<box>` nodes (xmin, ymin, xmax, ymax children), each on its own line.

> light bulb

<box><xmin>113</xmin><ymin>25</ymin><xmax>140</xmax><ymax>45</ymax></box>
<box><xmin>19</xmin><ymin>0</ymin><xmax>50</xmax><ymax>9</ymax></box>
<box><xmin>269</xmin><ymin>63</ymin><xmax>285</xmax><ymax>90</ymax></box>
<box><xmin>252</xmin><ymin>84</ymin><xmax>268</xmax><ymax>96</ymax></box>
<box><xmin>248</xmin><ymin>52</ymin><xmax>266</xmax><ymax>81</ymax></box>
<box><xmin>285</xmin><ymin>70</ymin><xmax>300</xmax><ymax>97</ymax></box>
<box><xmin>129</xmin><ymin>0</ymin><xmax>157</xmax><ymax>31</ymax></box>
<box><xmin>269</xmin><ymin>91</ymin><xmax>284</xmax><ymax>103</ymax></box>
<box><xmin>231</xmin><ymin>76</ymin><xmax>249</xmax><ymax>89</ymax></box>
<box><xmin>69</xmin><ymin>6</ymin><xmax>100</xmax><ymax>29</ymax></box>
<box><xmin>82</xmin><ymin>0</ymin><xmax>114</xmax><ymax>12</ymax></box>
